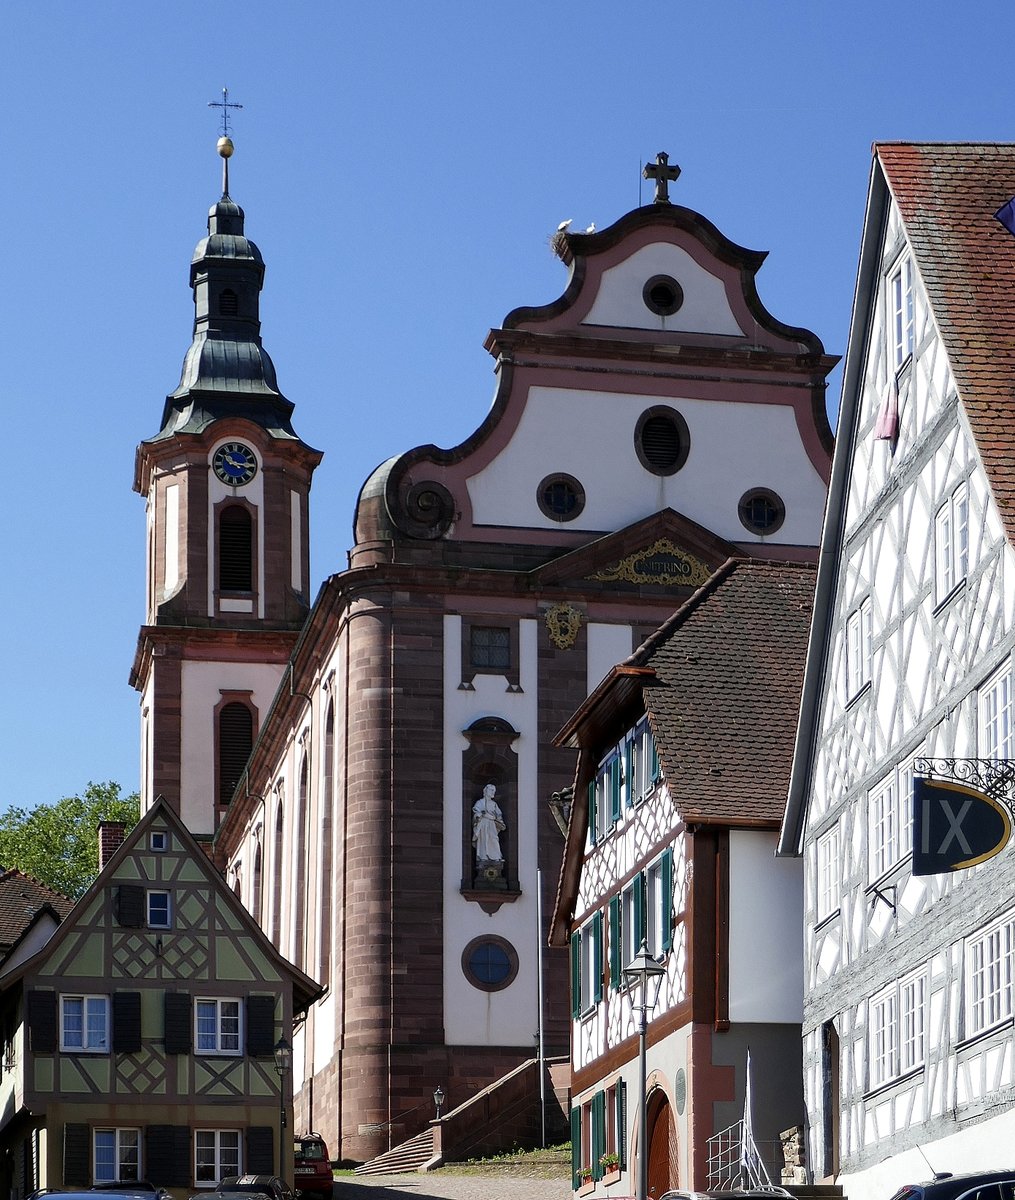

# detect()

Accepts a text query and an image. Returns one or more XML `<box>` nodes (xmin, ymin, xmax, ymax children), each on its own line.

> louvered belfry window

<box><xmin>219</xmin><ymin>505</ymin><xmax>253</xmax><ymax>592</ymax></box>
<box><xmin>219</xmin><ymin>702</ymin><xmax>253</xmax><ymax>804</ymax></box>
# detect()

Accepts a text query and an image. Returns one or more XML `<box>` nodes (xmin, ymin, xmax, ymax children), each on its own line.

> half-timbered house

<box><xmin>0</xmin><ymin>798</ymin><xmax>320</xmax><ymax>1199</ymax></box>
<box><xmin>779</xmin><ymin>143</ymin><xmax>1015</xmax><ymax>1200</ymax></box>
<box><xmin>551</xmin><ymin>557</ymin><xmax>816</xmax><ymax>1195</ymax></box>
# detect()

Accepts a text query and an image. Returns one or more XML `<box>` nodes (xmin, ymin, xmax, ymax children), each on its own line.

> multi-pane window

<box><xmin>935</xmin><ymin>483</ymin><xmax>969</xmax><ymax>600</ymax></box>
<box><xmin>890</xmin><ymin>254</ymin><xmax>915</xmax><ymax>368</ymax></box>
<box><xmin>967</xmin><ymin>912</ymin><xmax>1015</xmax><ymax>1036</ymax></box>
<box><xmin>816</xmin><ymin>825</ymin><xmax>840</xmax><ymax>922</ymax></box>
<box><xmin>195</xmin><ymin>998</ymin><xmax>241</xmax><ymax>1054</ymax></box>
<box><xmin>868</xmin><ymin>763</ymin><xmax>914</xmax><ymax>881</ymax></box>
<box><xmin>625</xmin><ymin>717</ymin><xmax>657</xmax><ymax>806</ymax></box>
<box><xmin>869</xmin><ymin>970</ymin><xmax>925</xmax><ymax>1089</ymax></box>
<box><xmin>645</xmin><ymin>855</ymin><xmax>673</xmax><ymax>957</ymax></box>
<box><xmin>621</xmin><ymin>878</ymin><xmax>642</xmax><ymax>971</ymax></box>
<box><xmin>147</xmin><ymin>890</ymin><xmax>171</xmax><ymax>929</ymax></box>
<box><xmin>571</xmin><ymin>916</ymin><xmax>603</xmax><ymax>1017</ymax></box>
<box><xmin>588</xmin><ymin>754</ymin><xmax>621</xmax><ymax>846</ymax></box>
<box><xmin>94</xmin><ymin>1128</ymin><xmax>140</xmax><ymax>1183</ymax></box>
<box><xmin>469</xmin><ymin>626</ymin><xmax>510</xmax><ymax>670</ymax></box>
<box><xmin>845</xmin><ymin>598</ymin><xmax>873</xmax><ymax>699</ymax></box>
<box><xmin>980</xmin><ymin>662</ymin><xmax>1015</xmax><ymax>761</ymax></box>
<box><xmin>195</xmin><ymin>1129</ymin><xmax>240</xmax><ymax>1185</ymax></box>
<box><xmin>60</xmin><ymin>995</ymin><xmax>109</xmax><ymax>1052</ymax></box>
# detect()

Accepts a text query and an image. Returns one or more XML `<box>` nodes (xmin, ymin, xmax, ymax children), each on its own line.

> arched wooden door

<box><xmin>647</xmin><ymin>1089</ymin><xmax>677</xmax><ymax>1197</ymax></box>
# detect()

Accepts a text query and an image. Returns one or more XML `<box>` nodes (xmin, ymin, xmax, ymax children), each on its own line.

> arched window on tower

<box><xmin>218</xmin><ymin>700</ymin><xmax>254</xmax><ymax>806</ymax></box>
<box><xmin>294</xmin><ymin>753</ymin><xmax>308</xmax><ymax>970</ymax></box>
<box><xmin>272</xmin><ymin>801</ymin><xmax>284</xmax><ymax>948</ymax></box>
<box><xmin>219</xmin><ymin>505</ymin><xmax>253</xmax><ymax>593</ymax></box>
<box><xmin>320</xmin><ymin>703</ymin><xmax>334</xmax><ymax>988</ymax></box>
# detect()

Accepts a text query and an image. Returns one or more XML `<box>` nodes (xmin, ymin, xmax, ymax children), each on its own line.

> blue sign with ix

<box><xmin>912</xmin><ymin>777</ymin><xmax>1012</xmax><ymax>876</ymax></box>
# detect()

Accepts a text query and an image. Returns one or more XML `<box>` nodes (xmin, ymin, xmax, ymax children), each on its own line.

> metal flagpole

<box><xmin>537</xmin><ymin>866</ymin><xmax>546</xmax><ymax>1148</ymax></box>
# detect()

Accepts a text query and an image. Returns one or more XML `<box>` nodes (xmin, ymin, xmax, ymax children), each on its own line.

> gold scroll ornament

<box><xmin>587</xmin><ymin>538</ymin><xmax>713</xmax><ymax>587</ymax></box>
<box><xmin>545</xmin><ymin>603</ymin><xmax>583</xmax><ymax>650</ymax></box>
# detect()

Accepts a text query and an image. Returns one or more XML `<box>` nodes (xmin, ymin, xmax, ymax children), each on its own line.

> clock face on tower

<box><xmin>212</xmin><ymin>442</ymin><xmax>258</xmax><ymax>486</ymax></box>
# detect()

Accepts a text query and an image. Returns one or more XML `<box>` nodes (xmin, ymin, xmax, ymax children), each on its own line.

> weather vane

<box><xmin>208</xmin><ymin>87</ymin><xmax>243</xmax><ymax>137</ymax></box>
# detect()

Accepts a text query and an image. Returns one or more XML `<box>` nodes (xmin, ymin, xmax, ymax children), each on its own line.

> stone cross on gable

<box><xmin>643</xmin><ymin>151</ymin><xmax>681</xmax><ymax>204</ymax></box>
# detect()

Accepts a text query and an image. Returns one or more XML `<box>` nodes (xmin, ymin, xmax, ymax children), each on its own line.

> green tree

<box><xmin>0</xmin><ymin>781</ymin><xmax>140</xmax><ymax>899</ymax></box>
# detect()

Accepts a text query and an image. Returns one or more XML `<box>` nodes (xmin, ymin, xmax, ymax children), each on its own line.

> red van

<box><xmin>293</xmin><ymin>1133</ymin><xmax>333</xmax><ymax>1199</ymax></box>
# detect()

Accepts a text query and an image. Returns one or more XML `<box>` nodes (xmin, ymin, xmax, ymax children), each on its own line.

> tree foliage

<box><xmin>0</xmin><ymin>781</ymin><xmax>140</xmax><ymax>899</ymax></box>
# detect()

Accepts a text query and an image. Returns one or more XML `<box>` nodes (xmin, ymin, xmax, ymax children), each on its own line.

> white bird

<box><xmin>557</xmin><ymin>219</ymin><xmax>573</xmax><ymax>232</ymax></box>
<box><xmin>585</xmin><ymin>222</ymin><xmax>596</xmax><ymax>234</ymax></box>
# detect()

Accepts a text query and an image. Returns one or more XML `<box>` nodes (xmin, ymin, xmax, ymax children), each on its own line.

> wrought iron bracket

<box><xmin>915</xmin><ymin>758</ymin><xmax>1015</xmax><ymax>805</ymax></box>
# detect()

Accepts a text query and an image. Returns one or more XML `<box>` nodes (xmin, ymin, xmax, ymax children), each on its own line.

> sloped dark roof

<box><xmin>879</xmin><ymin>143</ymin><xmax>1015</xmax><ymax>540</ymax></box>
<box><xmin>0</xmin><ymin>869</ymin><xmax>73</xmax><ymax>952</ymax></box>
<box><xmin>638</xmin><ymin>558</ymin><xmax>816</xmax><ymax>826</ymax></box>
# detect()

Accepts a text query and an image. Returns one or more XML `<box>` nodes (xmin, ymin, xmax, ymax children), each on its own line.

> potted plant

<box><xmin>578</xmin><ymin>1165</ymin><xmax>594</xmax><ymax>1185</ymax></box>
<box><xmin>600</xmin><ymin>1151</ymin><xmax>620</xmax><ymax>1172</ymax></box>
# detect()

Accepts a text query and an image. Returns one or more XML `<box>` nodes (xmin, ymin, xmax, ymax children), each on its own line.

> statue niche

<box><xmin>461</xmin><ymin>716</ymin><xmax>519</xmax><ymax>899</ymax></box>
<box><xmin>472</xmin><ymin>782</ymin><xmax>506</xmax><ymax>889</ymax></box>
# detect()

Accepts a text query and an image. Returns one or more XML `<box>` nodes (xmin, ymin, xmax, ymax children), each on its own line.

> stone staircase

<box><xmin>354</xmin><ymin>1126</ymin><xmax>437</xmax><ymax>1176</ymax></box>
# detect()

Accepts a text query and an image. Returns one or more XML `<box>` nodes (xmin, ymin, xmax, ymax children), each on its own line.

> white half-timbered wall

<box><xmin>801</xmin><ymin>191</ymin><xmax>1015</xmax><ymax>1197</ymax></box>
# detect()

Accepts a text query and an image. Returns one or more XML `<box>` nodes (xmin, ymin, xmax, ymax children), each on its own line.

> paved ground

<box><xmin>332</xmin><ymin>1171</ymin><xmax>571</xmax><ymax>1199</ymax></box>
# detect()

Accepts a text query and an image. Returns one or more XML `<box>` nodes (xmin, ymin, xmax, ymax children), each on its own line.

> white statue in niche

<box><xmin>472</xmin><ymin>783</ymin><xmax>506</xmax><ymax>865</ymax></box>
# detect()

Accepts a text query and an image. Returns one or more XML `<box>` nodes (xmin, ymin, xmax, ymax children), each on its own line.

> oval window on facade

<box><xmin>537</xmin><ymin>473</ymin><xmax>586</xmax><ymax>523</ymax></box>
<box><xmin>462</xmin><ymin>935</ymin><xmax>519</xmax><ymax>992</ymax></box>
<box><xmin>635</xmin><ymin>406</ymin><xmax>690</xmax><ymax>476</ymax></box>
<box><xmin>738</xmin><ymin>488</ymin><xmax>786</xmax><ymax>536</ymax></box>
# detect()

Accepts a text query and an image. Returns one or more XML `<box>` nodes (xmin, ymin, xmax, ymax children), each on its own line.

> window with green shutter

<box><xmin>608</xmin><ymin>896</ymin><xmax>622</xmax><ymax>991</ymax></box>
<box><xmin>570</xmin><ymin>1107</ymin><xmax>582</xmax><ymax>1189</ymax></box>
<box><xmin>570</xmin><ymin>932</ymin><xmax>581</xmax><ymax>1019</ymax></box>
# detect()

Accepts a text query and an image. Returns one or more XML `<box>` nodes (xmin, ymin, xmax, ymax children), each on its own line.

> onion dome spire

<box><xmin>151</xmin><ymin>132</ymin><xmax>299</xmax><ymax>441</ymax></box>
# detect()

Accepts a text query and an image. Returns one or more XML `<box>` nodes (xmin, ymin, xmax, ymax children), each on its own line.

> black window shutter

<box><xmin>247</xmin><ymin>1126</ymin><xmax>274</xmax><ymax>1175</ymax></box>
<box><xmin>163</xmin><ymin>992</ymin><xmax>192</xmax><ymax>1054</ymax></box>
<box><xmin>27</xmin><ymin>990</ymin><xmax>57</xmax><ymax>1053</ymax></box>
<box><xmin>113</xmin><ymin>992</ymin><xmax>142</xmax><ymax>1053</ymax></box>
<box><xmin>146</xmin><ymin>1125</ymin><xmax>190</xmax><ymax>1188</ymax></box>
<box><xmin>246</xmin><ymin>994</ymin><xmax>276</xmax><ymax>1057</ymax></box>
<box><xmin>115</xmin><ymin>884</ymin><xmax>145</xmax><ymax>928</ymax></box>
<box><xmin>64</xmin><ymin>1123</ymin><xmax>90</xmax><ymax>1186</ymax></box>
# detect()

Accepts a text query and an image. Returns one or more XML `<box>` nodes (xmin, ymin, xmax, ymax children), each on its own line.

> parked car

<box><xmin>661</xmin><ymin>1191</ymin><xmax>792</xmax><ymax>1200</ymax></box>
<box><xmin>293</xmin><ymin>1133</ymin><xmax>333</xmax><ymax>1199</ymax></box>
<box><xmin>210</xmin><ymin>1177</ymin><xmax>295</xmax><ymax>1200</ymax></box>
<box><xmin>28</xmin><ymin>1189</ymin><xmax>169</xmax><ymax>1200</ymax></box>
<box><xmin>889</xmin><ymin>1172</ymin><xmax>1015</xmax><ymax>1200</ymax></box>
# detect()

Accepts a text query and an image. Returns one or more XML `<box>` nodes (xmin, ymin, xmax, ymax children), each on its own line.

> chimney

<box><xmin>98</xmin><ymin>821</ymin><xmax>127</xmax><ymax>871</ymax></box>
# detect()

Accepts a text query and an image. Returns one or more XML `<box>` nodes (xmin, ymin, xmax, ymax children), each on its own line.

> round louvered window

<box><xmin>643</xmin><ymin>274</ymin><xmax>684</xmax><ymax>316</ymax></box>
<box><xmin>635</xmin><ymin>407</ymin><xmax>690</xmax><ymax>476</ymax></box>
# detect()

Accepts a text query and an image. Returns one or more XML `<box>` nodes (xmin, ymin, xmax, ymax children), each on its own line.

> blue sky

<box><xmin>2</xmin><ymin>1</ymin><xmax>1013</xmax><ymax>813</ymax></box>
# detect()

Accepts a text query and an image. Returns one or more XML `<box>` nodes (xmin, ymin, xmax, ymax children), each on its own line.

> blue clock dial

<box><xmin>213</xmin><ymin>442</ymin><xmax>257</xmax><ymax>486</ymax></box>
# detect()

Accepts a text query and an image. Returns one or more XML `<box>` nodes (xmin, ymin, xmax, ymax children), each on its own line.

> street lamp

<box><xmin>274</xmin><ymin>1036</ymin><xmax>292</xmax><ymax>1180</ymax></box>
<box><xmin>623</xmin><ymin>940</ymin><xmax>666</xmax><ymax>1200</ymax></box>
<box><xmin>433</xmin><ymin>1084</ymin><xmax>445</xmax><ymax>1121</ymax></box>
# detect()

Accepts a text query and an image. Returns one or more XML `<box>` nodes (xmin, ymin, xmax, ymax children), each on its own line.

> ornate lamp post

<box><xmin>433</xmin><ymin>1084</ymin><xmax>445</xmax><ymax>1121</ymax></box>
<box><xmin>273</xmin><ymin>1036</ymin><xmax>292</xmax><ymax>1180</ymax></box>
<box><xmin>623</xmin><ymin>941</ymin><xmax>666</xmax><ymax>1200</ymax></box>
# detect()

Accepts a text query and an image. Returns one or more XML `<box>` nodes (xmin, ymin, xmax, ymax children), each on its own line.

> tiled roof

<box><xmin>878</xmin><ymin>143</ymin><xmax>1015</xmax><ymax>541</ymax></box>
<box><xmin>636</xmin><ymin>559</ymin><xmax>816</xmax><ymax>826</ymax></box>
<box><xmin>0</xmin><ymin>868</ymin><xmax>73</xmax><ymax>952</ymax></box>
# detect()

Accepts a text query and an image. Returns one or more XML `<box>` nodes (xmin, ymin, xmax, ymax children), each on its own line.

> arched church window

<box><xmin>272</xmin><ymin>801</ymin><xmax>284</xmax><ymax>948</ymax></box>
<box><xmin>218</xmin><ymin>701</ymin><xmax>253</xmax><ymax>805</ymax></box>
<box><xmin>320</xmin><ymin>704</ymin><xmax>334</xmax><ymax>988</ymax></box>
<box><xmin>219</xmin><ymin>288</ymin><xmax>238</xmax><ymax>316</ymax></box>
<box><xmin>294</xmin><ymin>753</ymin><xmax>308</xmax><ymax>970</ymax></box>
<box><xmin>219</xmin><ymin>505</ymin><xmax>253</xmax><ymax>592</ymax></box>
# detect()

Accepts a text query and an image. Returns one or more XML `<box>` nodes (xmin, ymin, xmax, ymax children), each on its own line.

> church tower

<box><xmin>130</xmin><ymin>134</ymin><xmax>322</xmax><ymax>836</ymax></box>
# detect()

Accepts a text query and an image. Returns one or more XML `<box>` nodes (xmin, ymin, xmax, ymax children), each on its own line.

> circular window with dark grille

<box><xmin>643</xmin><ymin>274</ymin><xmax>684</xmax><ymax>316</ymax></box>
<box><xmin>635</xmin><ymin>407</ymin><xmax>690</xmax><ymax>476</ymax></box>
<box><xmin>537</xmin><ymin>473</ymin><xmax>585</xmax><ymax>522</ymax></box>
<box><xmin>462</xmin><ymin>935</ymin><xmax>518</xmax><ymax>992</ymax></box>
<box><xmin>738</xmin><ymin>488</ymin><xmax>786</xmax><ymax>536</ymax></box>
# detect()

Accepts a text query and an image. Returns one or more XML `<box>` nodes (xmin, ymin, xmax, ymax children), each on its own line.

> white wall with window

<box><xmin>965</xmin><ymin>910</ymin><xmax>1015</xmax><ymax>1038</ymax></box>
<box><xmin>846</xmin><ymin>597</ymin><xmax>873</xmax><ymax>700</ymax></box>
<box><xmin>815</xmin><ymin>823</ymin><xmax>840</xmax><ymax>923</ymax></box>
<box><xmin>867</xmin><ymin>763</ymin><xmax>914</xmax><ymax>882</ymax></box>
<box><xmin>868</xmin><ymin>968</ymin><xmax>925</xmax><ymax>1090</ymax></box>
<box><xmin>934</xmin><ymin>482</ymin><xmax>969</xmax><ymax>601</ymax></box>
<box><xmin>889</xmin><ymin>254</ymin><xmax>915</xmax><ymax>369</ymax></box>
<box><xmin>979</xmin><ymin>660</ymin><xmax>1015</xmax><ymax>761</ymax></box>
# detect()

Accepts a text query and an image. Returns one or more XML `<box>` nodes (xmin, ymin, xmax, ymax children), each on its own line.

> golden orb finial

<box><xmin>217</xmin><ymin>136</ymin><xmax>234</xmax><ymax>159</ymax></box>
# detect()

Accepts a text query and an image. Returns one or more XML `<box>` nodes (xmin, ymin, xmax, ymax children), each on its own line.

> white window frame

<box><xmin>889</xmin><ymin>254</ymin><xmax>915</xmax><ymax>369</ymax></box>
<box><xmin>620</xmin><ymin>881</ymin><xmax>640</xmax><ymax>974</ymax></box>
<box><xmin>980</xmin><ymin>661</ymin><xmax>1015</xmax><ymax>761</ymax></box>
<box><xmin>967</xmin><ymin>911</ymin><xmax>1015</xmax><ymax>1037</ymax></box>
<box><xmin>816</xmin><ymin>824</ymin><xmax>840</xmax><ymax>922</ymax></box>
<box><xmin>194</xmin><ymin>1129</ymin><xmax>240</xmax><ymax>1187</ymax></box>
<box><xmin>94</xmin><ymin>1128</ymin><xmax>140</xmax><ymax>1184</ymax></box>
<box><xmin>149</xmin><ymin>831</ymin><xmax>168</xmax><ymax>853</ymax></box>
<box><xmin>868</xmin><ymin>761</ymin><xmax>914</xmax><ymax>882</ymax></box>
<box><xmin>845</xmin><ymin>597</ymin><xmax>873</xmax><ymax>700</ymax></box>
<box><xmin>868</xmin><ymin>968</ymin><xmax>925</xmax><ymax>1089</ymax></box>
<box><xmin>147</xmin><ymin>889</ymin><xmax>172</xmax><ymax>929</ymax></box>
<box><xmin>645</xmin><ymin>859</ymin><xmax>667</xmax><ymax>957</ymax></box>
<box><xmin>935</xmin><ymin>482</ymin><xmax>969</xmax><ymax>601</ymax></box>
<box><xmin>195</xmin><ymin>997</ymin><xmax>242</xmax><ymax>1055</ymax></box>
<box><xmin>60</xmin><ymin>994</ymin><xmax>110</xmax><ymax>1053</ymax></box>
